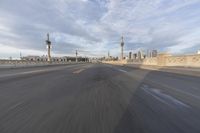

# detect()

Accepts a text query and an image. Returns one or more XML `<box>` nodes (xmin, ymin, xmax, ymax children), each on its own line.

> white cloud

<box><xmin>0</xmin><ymin>0</ymin><xmax>200</xmax><ymax>57</ymax></box>
<box><xmin>0</xmin><ymin>44</ymin><xmax>45</xmax><ymax>59</ymax></box>
<box><xmin>167</xmin><ymin>28</ymin><xmax>200</xmax><ymax>53</ymax></box>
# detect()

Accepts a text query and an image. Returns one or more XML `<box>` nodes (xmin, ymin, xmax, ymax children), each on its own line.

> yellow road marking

<box><xmin>73</xmin><ymin>69</ymin><xmax>85</xmax><ymax>74</ymax></box>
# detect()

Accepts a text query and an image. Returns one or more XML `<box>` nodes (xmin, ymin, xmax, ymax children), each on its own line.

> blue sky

<box><xmin>0</xmin><ymin>0</ymin><xmax>200</xmax><ymax>58</ymax></box>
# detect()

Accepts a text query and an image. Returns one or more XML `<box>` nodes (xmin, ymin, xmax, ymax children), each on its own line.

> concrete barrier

<box><xmin>104</xmin><ymin>53</ymin><xmax>200</xmax><ymax>68</ymax></box>
<box><xmin>103</xmin><ymin>55</ymin><xmax>200</xmax><ymax>77</ymax></box>
<box><xmin>0</xmin><ymin>60</ymin><xmax>85</xmax><ymax>69</ymax></box>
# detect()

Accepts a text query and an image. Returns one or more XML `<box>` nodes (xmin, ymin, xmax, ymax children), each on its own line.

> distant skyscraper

<box><xmin>108</xmin><ymin>51</ymin><xmax>110</xmax><ymax>58</ymax></box>
<box><xmin>138</xmin><ymin>51</ymin><xmax>142</xmax><ymax>60</ymax></box>
<box><xmin>120</xmin><ymin>36</ymin><xmax>124</xmax><ymax>60</ymax></box>
<box><xmin>152</xmin><ymin>50</ymin><xmax>158</xmax><ymax>57</ymax></box>
<box><xmin>20</xmin><ymin>52</ymin><xmax>22</xmax><ymax>59</ymax></box>
<box><xmin>129</xmin><ymin>52</ymin><xmax>132</xmax><ymax>60</ymax></box>
<box><xmin>198</xmin><ymin>50</ymin><xmax>200</xmax><ymax>54</ymax></box>
<box><xmin>133</xmin><ymin>53</ymin><xmax>137</xmax><ymax>59</ymax></box>
<box><xmin>146</xmin><ymin>50</ymin><xmax>150</xmax><ymax>58</ymax></box>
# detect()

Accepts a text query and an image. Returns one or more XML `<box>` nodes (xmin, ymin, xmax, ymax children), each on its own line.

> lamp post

<box><xmin>120</xmin><ymin>36</ymin><xmax>124</xmax><ymax>60</ymax></box>
<box><xmin>76</xmin><ymin>50</ymin><xmax>78</xmax><ymax>62</ymax></box>
<box><xmin>46</xmin><ymin>33</ymin><xmax>51</xmax><ymax>62</ymax></box>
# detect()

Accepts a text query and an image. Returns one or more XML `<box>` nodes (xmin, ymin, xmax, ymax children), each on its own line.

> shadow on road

<box><xmin>110</xmin><ymin>64</ymin><xmax>200</xmax><ymax>133</ymax></box>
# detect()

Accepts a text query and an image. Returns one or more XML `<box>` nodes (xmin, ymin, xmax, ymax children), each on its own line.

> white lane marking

<box><xmin>191</xmin><ymin>87</ymin><xmax>199</xmax><ymax>90</ymax></box>
<box><xmin>152</xmin><ymin>89</ymin><xmax>190</xmax><ymax>108</ymax></box>
<box><xmin>73</xmin><ymin>69</ymin><xmax>85</xmax><ymax>74</ymax></box>
<box><xmin>8</xmin><ymin>101</ymin><xmax>24</xmax><ymax>111</ymax></box>
<box><xmin>141</xmin><ymin>85</ymin><xmax>171</xmax><ymax>106</ymax></box>
<box><xmin>0</xmin><ymin>70</ymin><xmax>49</xmax><ymax>78</ymax></box>
<box><xmin>0</xmin><ymin>65</ymin><xmax>79</xmax><ymax>78</ymax></box>
<box><xmin>141</xmin><ymin>84</ymin><xmax>190</xmax><ymax>108</ymax></box>
<box><xmin>118</xmin><ymin>69</ymin><xmax>128</xmax><ymax>73</ymax></box>
<box><xmin>146</xmin><ymin>79</ymin><xmax>200</xmax><ymax>100</ymax></box>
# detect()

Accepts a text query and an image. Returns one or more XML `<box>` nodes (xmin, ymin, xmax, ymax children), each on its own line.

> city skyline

<box><xmin>0</xmin><ymin>0</ymin><xmax>200</xmax><ymax>58</ymax></box>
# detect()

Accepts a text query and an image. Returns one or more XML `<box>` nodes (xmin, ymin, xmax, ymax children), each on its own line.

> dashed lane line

<box><xmin>118</xmin><ymin>69</ymin><xmax>128</xmax><ymax>73</ymax></box>
<box><xmin>0</xmin><ymin>65</ymin><xmax>86</xmax><ymax>78</ymax></box>
<box><xmin>73</xmin><ymin>69</ymin><xmax>85</xmax><ymax>74</ymax></box>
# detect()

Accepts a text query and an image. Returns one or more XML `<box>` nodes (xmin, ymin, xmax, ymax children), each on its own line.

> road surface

<box><xmin>0</xmin><ymin>63</ymin><xmax>200</xmax><ymax>133</ymax></box>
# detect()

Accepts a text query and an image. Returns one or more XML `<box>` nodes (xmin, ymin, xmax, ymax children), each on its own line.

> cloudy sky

<box><xmin>0</xmin><ymin>0</ymin><xmax>200</xmax><ymax>58</ymax></box>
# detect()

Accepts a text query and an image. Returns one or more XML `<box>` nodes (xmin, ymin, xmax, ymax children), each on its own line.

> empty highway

<box><xmin>0</xmin><ymin>63</ymin><xmax>200</xmax><ymax>133</ymax></box>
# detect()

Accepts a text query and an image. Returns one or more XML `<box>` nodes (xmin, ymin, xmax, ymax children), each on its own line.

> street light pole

<box><xmin>76</xmin><ymin>50</ymin><xmax>78</xmax><ymax>62</ymax></box>
<box><xmin>46</xmin><ymin>33</ymin><xmax>51</xmax><ymax>62</ymax></box>
<box><xmin>120</xmin><ymin>36</ymin><xmax>124</xmax><ymax>60</ymax></box>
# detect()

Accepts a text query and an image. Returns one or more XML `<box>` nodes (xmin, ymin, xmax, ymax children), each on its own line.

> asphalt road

<box><xmin>0</xmin><ymin>63</ymin><xmax>200</xmax><ymax>133</ymax></box>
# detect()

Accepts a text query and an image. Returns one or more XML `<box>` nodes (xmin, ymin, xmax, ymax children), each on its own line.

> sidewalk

<box><xmin>124</xmin><ymin>64</ymin><xmax>200</xmax><ymax>77</ymax></box>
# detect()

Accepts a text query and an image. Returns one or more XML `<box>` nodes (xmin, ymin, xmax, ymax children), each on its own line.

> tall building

<box><xmin>120</xmin><ymin>36</ymin><xmax>124</xmax><ymax>60</ymax></box>
<box><xmin>108</xmin><ymin>51</ymin><xmax>110</xmax><ymax>58</ymax></box>
<box><xmin>198</xmin><ymin>50</ymin><xmax>200</xmax><ymax>54</ymax></box>
<box><xmin>152</xmin><ymin>50</ymin><xmax>158</xmax><ymax>57</ymax></box>
<box><xmin>146</xmin><ymin>50</ymin><xmax>150</xmax><ymax>58</ymax></box>
<box><xmin>138</xmin><ymin>51</ymin><xmax>142</xmax><ymax>60</ymax></box>
<box><xmin>133</xmin><ymin>53</ymin><xmax>137</xmax><ymax>59</ymax></box>
<box><xmin>129</xmin><ymin>52</ymin><xmax>132</xmax><ymax>60</ymax></box>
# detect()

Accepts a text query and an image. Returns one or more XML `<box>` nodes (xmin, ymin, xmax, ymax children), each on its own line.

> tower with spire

<box><xmin>76</xmin><ymin>50</ymin><xmax>78</xmax><ymax>62</ymax></box>
<box><xmin>120</xmin><ymin>36</ymin><xmax>124</xmax><ymax>60</ymax></box>
<box><xmin>46</xmin><ymin>33</ymin><xmax>51</xmax><ymax>62</ymax></box>
<box><xmin>108</xmin><ymin>51</ymin><xmax>110</xmax><ymax>58</ymax></box>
